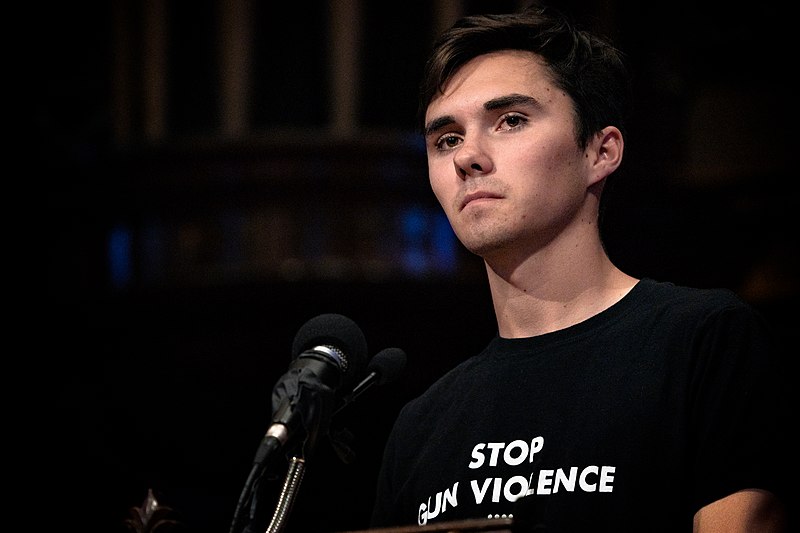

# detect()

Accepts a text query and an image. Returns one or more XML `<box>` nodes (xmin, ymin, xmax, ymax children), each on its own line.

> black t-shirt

<box><xmin>370</xmin><ymin>279</ymin><xmax>788</xmax><ymax>532</ymax></box>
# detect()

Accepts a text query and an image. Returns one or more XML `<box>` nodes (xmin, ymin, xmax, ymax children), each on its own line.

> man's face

<box><xmin>423</xmin><ymin>50</ymin><xmax>594</xmax><ymax>264</ymax></box>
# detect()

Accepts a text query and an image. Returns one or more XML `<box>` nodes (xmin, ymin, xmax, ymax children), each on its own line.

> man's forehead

<box><xmin>425</xmin><ymin>52</ymin><xmax>554</xmax><ymax>122</ymax></box>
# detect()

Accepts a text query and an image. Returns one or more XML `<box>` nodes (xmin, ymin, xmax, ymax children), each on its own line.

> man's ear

<box><xmin>587</xmin><ymin>126</ymin><xmax>623</xmax><ymax>186</ymax></box>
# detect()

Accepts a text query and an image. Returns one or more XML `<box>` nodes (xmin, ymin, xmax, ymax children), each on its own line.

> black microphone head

<box><xmin>368</xmin><ymin>347</ymin><xmax>407</xmax><ymax>386</ymax></box>
<box><xmin>291</xmin><ymin>313</ymin><xmax>368</xmax><ymax>388</ymax></box>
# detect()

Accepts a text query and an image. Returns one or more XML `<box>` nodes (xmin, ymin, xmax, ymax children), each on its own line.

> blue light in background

<box><xmin>431</xmin><ymin>212</ymin><xmax>458</xmax><ymax>273</ymax></box>
<box><xmin>400</xmin><ymin>206</ymin><xmax>428</xmax><ymax>276</ymax></box>
<box><xmin>399</xmin><ymin>206</ymin><xmax>458</xmax><ymax>276</ymax></box>
<box><xmin>108</xmin><ymin>225</ymin><xmax>132</xmax><ymax>289</ymax></box>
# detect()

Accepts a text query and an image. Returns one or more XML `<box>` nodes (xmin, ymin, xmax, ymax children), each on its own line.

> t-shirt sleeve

<box><xmin>687</xmin><ymin>298</ymin><xmax>789</xmax><ymax>511</ymax></box>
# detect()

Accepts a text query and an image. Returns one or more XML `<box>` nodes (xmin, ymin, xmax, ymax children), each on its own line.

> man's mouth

<box><xmin>461</xmin><ymin>191</ymin><xmax>501</xmax><ymax>211</ymax></box>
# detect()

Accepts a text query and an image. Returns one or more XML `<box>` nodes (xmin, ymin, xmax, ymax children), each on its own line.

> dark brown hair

<box><xmin>418</xmin><ymin>5</ymin><xmax>631</xmax><ymax>149</ymax></box>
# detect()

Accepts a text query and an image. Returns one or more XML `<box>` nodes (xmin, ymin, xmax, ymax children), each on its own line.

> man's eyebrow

<box><xmin>484</xmin><ymin>93</ymin><xmax>540</xmax><ymax>111</ymax></box>
<box><xmin>424</xmin><ymin>115</ymin><xmax>455</xmax><ymax>138</ymax></box>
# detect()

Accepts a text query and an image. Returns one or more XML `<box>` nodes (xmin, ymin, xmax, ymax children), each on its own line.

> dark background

<box><xmin>43</xmin><ymin>1</ymin><xmax>795</xmax><ymax>532</ymax></box>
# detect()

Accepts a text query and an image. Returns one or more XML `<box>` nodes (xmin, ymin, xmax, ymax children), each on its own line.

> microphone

<box><xmin>335</xmin><ymin>347</ymin><xmax>407</xmax><ymax>414</ymax></box>
<box><xmin>254</xmin><ymin>313</ymin><xmax>368</xmax><ymax>465</ymax></box>
<box><xmin>329</xmin><ymin>347</ymin><xmax>407</xmax><ymax>464</ymax></box>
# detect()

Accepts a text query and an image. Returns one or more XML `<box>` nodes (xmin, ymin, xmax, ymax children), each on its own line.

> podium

<box><xmin>340</xmin><ymin>517</ymin><xmax>514</xmax><ymax>533</ymax></box>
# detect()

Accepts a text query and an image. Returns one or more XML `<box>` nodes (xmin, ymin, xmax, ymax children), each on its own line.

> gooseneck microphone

<box><xmin>335</xmin><ymin>347</ymin><xmax>406</xmax><ymax>414</ymax></box>
<box><xmin>229</xmin><ymin>314</ymin><xmax>369</xmax><ymax>533</ymax></box>
<box><xmin>230</xmin><ymin>314</ymin><xmax>408</xmax><ymax>533</ymax></box>
<box><xmin>253</xmin><ymin>313</ymin><xmax>368</xmax><ymax>466</ymax></box>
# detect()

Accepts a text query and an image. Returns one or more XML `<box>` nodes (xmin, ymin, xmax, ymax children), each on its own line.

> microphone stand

<box><xmin>234</xmin><ymin>437</ymin><xmax>314</xmax><ymax>533</ymax></box>
<box><xmin>232</xmin><ymin>346</ymin><xmax>407</xmax><ymax>533</ymax></box>
<box><xmin>233</xmin><ymin>381</ymin><xmax>328</xmax><ymax>533</ymax></box>
<box><xmin>261</xmin><ymin>401</ymin><xmax>325</xmax><ymax>533</ymax></box>
<box><xmin>264</xmin><ymin>455</ymin><xmax>306</xmax><ymax>533</ymax></box>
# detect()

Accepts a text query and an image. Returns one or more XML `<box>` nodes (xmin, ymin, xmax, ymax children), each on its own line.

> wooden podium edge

<box><xmin>338</xmin><ymin>516</ymin><xmax>514</xmax><ymax>533</ymax></box>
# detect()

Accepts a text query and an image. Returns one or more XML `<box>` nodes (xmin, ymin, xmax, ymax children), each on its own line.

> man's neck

<box><xmin>485</xmin><ymin>246</ymin><xmax>637</xmax><ymax>338</ymax></box>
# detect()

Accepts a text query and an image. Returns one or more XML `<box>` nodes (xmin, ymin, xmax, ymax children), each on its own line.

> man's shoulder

<box><xmin>631</xmin><ymin>278</ymin><xmax>767</xmax><ymax>339</ymax></box>
<box><xmin>636</xmin><ymin>277</ymin><xmax>748</xmax><ymax>310</ymax></box>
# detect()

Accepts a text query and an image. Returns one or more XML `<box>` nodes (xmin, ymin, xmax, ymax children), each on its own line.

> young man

<box><xmin>370</xmin><ymin>6</ymin><xmax>788</xmax><ymax>532</ymax></box>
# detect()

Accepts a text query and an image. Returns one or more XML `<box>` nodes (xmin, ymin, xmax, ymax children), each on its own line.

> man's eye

<box><xmin>500</xmin><ymin>114</ymin><xmax>527</xmax><ymax>130</ymax></box>
<box><xmin>436</xmin><ymin>134</ymin><xmax>462</xmax><ymax>150</ymax></box>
